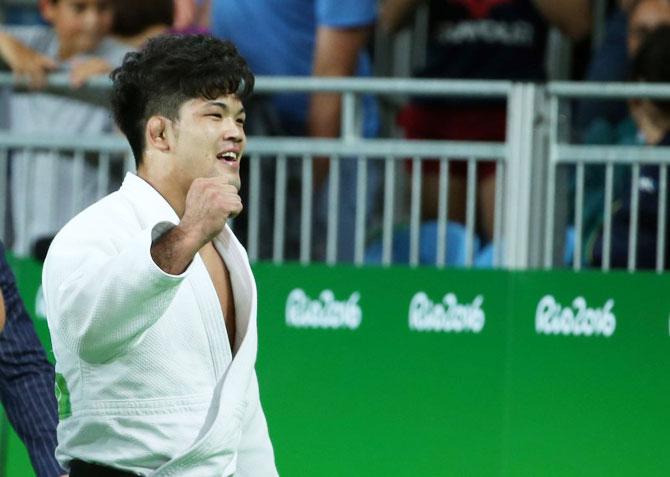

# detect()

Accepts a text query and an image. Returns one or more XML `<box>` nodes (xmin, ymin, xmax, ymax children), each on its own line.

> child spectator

<box><xmin>0</xmin><ymin>0</ymin><xmax>130</xmax><ymax>256</ymax></box>
<box><xmin>587</xmin><ymin>25</ymin><xmax>670</xmax><ymax>269</ymax></box>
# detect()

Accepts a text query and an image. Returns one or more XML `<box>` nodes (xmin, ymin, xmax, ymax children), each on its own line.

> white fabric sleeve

<box><xmin>43</xmin><ymin>221</ymin><xmax>194</xmax><ymax>363</ymax></box>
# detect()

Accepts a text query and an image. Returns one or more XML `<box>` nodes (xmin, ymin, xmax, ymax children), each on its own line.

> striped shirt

<box><xmin>0</xmin><ymin>241</ymin><xmax>63</xmax><ymax>477</ymax></box>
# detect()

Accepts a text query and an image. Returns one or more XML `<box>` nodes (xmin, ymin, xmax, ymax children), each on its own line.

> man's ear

<box><xmin>146</xmin><ymin>116</ymin><xmax>172</xmax><ymax>153</ymax></box>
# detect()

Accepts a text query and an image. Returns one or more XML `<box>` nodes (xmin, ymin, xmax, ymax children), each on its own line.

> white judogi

<box><xmin>43</xmin><ymin>173</ymin><xmax>277</xmax><ymax>476</ymax></box>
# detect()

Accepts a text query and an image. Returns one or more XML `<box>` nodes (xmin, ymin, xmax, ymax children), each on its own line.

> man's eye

<box><xmin>237</xmin><ymin>118</ymin><xmax>246</xmax><ymax>126</ymax></box>
<box><xmin>208</xmin><ymin>113</ymin><xmax>222</xmax><ymax>119</ymax></box>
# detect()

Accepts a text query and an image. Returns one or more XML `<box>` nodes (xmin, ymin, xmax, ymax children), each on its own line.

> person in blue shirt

<box><xmin>0</xmin><ymin>241</ymin><xmax>64</xmax><ymax>477</ymax></box>
<box><xmin>206</xmin><ymin>0</ymin><xmax>380</xmax><ymax>262</ymax></box>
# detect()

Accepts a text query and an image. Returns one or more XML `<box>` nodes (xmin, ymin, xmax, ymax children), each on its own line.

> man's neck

<box><xmin>137</xmin><ymin>168</ymin><xmax>187</xmax><ymax>219</ymax></box>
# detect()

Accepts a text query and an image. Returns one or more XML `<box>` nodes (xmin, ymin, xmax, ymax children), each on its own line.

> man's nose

<box><xmin>222</xmin><ymin>117</ymin><xmax>244</xmax><ymax>142</ymax></box>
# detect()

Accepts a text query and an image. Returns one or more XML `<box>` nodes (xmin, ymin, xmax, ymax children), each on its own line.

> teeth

<box><xmin>219</xmin><ymin>152</ymin><xmax>237</xmax><ymax>160</ymax></box>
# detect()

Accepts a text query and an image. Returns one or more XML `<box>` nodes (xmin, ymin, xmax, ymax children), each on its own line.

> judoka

<box><xmin>43</xmin><ymin>34</ymin><xmax>278</xmax><ymax>477</ymax></box>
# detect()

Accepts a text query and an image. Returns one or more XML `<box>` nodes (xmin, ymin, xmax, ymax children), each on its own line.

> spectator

<box><xmin>587</xmin><ymin>25</ymin><xmax>670</xmax><ymax>269</ymax></box>
<box><xmin>0</xmin><ymin>241</ymin><xmax>65</xmax><ymax>477</ymax></box>
<box><xmin>205</xmin><ymin>0</ymin><xmax>380</xmax><ymax>262</ymax></box>
<box><xmin>381</xmin><ymin>0</ymin><xmax>591</xmax><ymax>243</ymax></box>
<box><xmin>111</xmin><ymin>0</ymin><xmax>208</xmax><ymax>48</ymax></box>
<box><xmin>577</xmin><ymin>0</ymin><xmax>670</xmax><ymax>266</ymax></box>
<box><xmin>577</xmin><ymin>0</ymin><xmax>670</xmax><ymax>139</ymax></box>
<box><xmin>0</xmin><ymin>0</ymin><xmax>129</xmax><ymax>257</ymax></box>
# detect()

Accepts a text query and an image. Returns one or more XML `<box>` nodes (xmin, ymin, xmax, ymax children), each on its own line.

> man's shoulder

<box><xmin>52</xmin><ymin>190</ymin><xmax>137</xmax><ymax>247</ymax></box>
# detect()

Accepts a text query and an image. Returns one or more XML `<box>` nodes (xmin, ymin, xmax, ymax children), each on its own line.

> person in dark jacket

<box><xmin>0</xmin><ymin>241</ymin><xmax>64</xmax><ymax>477</ymax></box>
<box><xmin>589</xmin><ymin>25</ymin><xmax>670</xmax><ymax>269</ymax></box>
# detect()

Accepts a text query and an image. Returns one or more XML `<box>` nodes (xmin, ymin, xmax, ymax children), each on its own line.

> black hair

<box><xmin>630</xmin><ymin>25</ymin><xmax>670</xmax><ymax>116</ymax></box>
<box><xmin>110</xmin><ymin>34</ymin><xmax>255</xmax><ymax>166</ymax></box>
<box><xmin>111</xmin><ymin>0</ymin><xmax>174</xmax><ymax>37</ymax></box>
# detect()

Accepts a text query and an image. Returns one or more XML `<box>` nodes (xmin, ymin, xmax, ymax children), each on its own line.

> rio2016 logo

<box><xmin>535</xmin><ymin>295</ymin><xmax>616</xmax><ymax>337</ymax></box>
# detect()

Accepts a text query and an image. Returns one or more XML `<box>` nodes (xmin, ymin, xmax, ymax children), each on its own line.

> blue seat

<box><xmin>365</xmin><ymin>221</ymin><xmax>480</xmax><ymax>266</ymax></box>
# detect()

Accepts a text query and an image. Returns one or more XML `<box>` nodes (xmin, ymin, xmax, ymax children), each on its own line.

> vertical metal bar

<box><xmin>573</xmin><ymin>162</ymin><xmax>585</xmax><ymax>271</ymax></box>
<box><xmin>248</xmin><ymin>154</ymin><xmax>261</xmax><ymax>262</ymax></box>
<box><xmin>382</xmin><ymin>156</ymin><xmax>395</xmax><ymax>266</ymax></box>
<box><xmin>16</xmin><ymin>149</ymin><xmax>33</xmax><ymax>256</ymax></box>
<box><xmin>354</xmin><ymin>155</ymin><xmax>367</xmax><ymax>266</ymax></box>
<box><xmin>544</xmin><ymin>95</ymin><xmax>559</xmax><ymax>268</ymax></box>
<box><xmin>72</xmin><ymin>150</ymin><xmax>85</xmax><ymax>214</ymax></box>
<box><xmin>300</xmin><ymin>154</ymin><xmax>313</xmax><ymax>265</ymax></box>
<box><xmin>341</xmin><ymin>92</ymin><xmax>356</xmax><ymax>140</ymax></box>
<box><xmin>602</xmin><ymin>162</ymin><xmax>614</xmax><ymax>271</ymax></box>
<box><xmin>657</xmin><ymin>165</ymin><xmax>667</xmax><ymax>273</ymax></box>
<box><xmin>326</xmin><ymin>155</ymin><xmax>340</xmax><ymax>265</ymax></box>
<box><xmin>124</xmin><ymin>151</ymin><xmax>134</xmax><ymax>174</ymax></box>
<box><xmin>436</xmin><ymin>158</ymin><xmax>449</xmax><ymax>267</ymax></box>
<box><xmin>493</xmin><ymin>160</ymin><xmax>504</xmax><ymax>267</ymax></box>
<box><xmin>47</xmin><ymin>150</ymin><xmax>60</xmax><ymax>243</ymax></box>
<box><xmin>0</xmin><ymin>149</ymin><xmax>7</xmax><ymax>244</ymax></box>
<box><xmin>273</xmin><ymin>154</ymin><xmax>287</xmax><ymax>264</ymax></box>
<box><xmin>465</xmin><ymin>158</ymin><xmax>477</xmax><ymax>267</ymax></box>
<box><xmin>628</xmin><ymin>164</ymin><xmax>640</xmax><ymax>272</ymax></box>
<box><xmin>409</xmin><ymin>156</ymin><xmax>422</xmax><ymax>267</ymax></box>
<box><xmin>97</xmin><ymin>152</ymin><xmax>110</xmax><ymax>199</ymax></box>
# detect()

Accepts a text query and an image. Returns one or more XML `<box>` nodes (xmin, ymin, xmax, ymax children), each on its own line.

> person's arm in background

<box><xmin>531</xmin><ymin>0</ymin><xmax>592</xmax><ymax>41</ymax></box>
<box><xmin>379</xmin><ymin>0</ymin><xmax>424</xmax><ymax>33</ymax></box>
<box><xmin>0</xmin><ymin>246</ymin><xmax>65</xmax><ymax>477</ymax></box>
<box><xmin>309</xmin><ymin>25</ymin><xmax>373</xmax><ymax>184</ymax></box>
<box><xmin>0</xmin><ymin>31</ymin><xmax>57</xmax><ymax>89</ymax></box>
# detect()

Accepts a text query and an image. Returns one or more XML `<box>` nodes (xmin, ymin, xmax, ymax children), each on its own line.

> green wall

<box><xmin>4</xmin><ymin>258</ymin><xmax>670</xmax><ymax>476</ymax></box>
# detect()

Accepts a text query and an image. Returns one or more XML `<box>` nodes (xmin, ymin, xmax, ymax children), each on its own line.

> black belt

<box><xmin>69</xmin><ymin>459</ymin><xmax>142</xmax><ymax>477</ymax></box>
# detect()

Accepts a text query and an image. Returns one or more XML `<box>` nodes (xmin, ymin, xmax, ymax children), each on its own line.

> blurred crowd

<box><xmin>0</xmin><ymin>0</ymin><xmax>669</xmax><ymax>270</ymax></box>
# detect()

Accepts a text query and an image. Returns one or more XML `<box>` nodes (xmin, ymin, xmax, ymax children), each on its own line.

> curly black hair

<box><xmin>110</xmin><ymin>34</ymin><xmax>255</xmax><ymax>166</ymax></box>
<box><xmin>630</xmin><ymin>25</ymin><xmax>670</xmax><ymax>116</ymax></box>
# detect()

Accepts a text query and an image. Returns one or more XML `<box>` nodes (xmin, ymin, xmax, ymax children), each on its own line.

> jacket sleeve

<box><xmin>43</xmin><ymin>222</ymin><xmax>194</xmax><ymax>363</ymax></box>
<box><xmin>0</xmin><ymin>244</ymin><xmax>64</xmax><ymax>477</ymax></box>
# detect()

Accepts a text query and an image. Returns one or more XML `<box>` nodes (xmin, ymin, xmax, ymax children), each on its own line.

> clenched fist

<box><xmin>180</xmin><ymin>176</ymin><xmax>243</xmax><ymax>248</ymax></box>
<box><xmin>150</xmin><ymin>177</ymin><xmax>243</xmax><ymax>275</ymax></box>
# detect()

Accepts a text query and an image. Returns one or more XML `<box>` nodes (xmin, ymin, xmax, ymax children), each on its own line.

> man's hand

<box><xmin>70</xmin><ymin>57</ymin><xmax>113</xmax><ymax>88</ymax></box>
<box><xmin>150</xmin><ymin>177</ymin><xmax>242</xmax><ymax>275</ymax></box>
<box><xmin>0</xmin><ymin>32</ymin><xmax>57</xmax><ymax>89</ymax></box>
<box><xmin>179</xmin><ymin>176</ymin><xmax>243</xmax><ymax>247</ymax></box>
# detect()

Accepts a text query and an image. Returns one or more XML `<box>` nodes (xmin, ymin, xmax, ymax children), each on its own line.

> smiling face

<box><xmin>168</xmin><ymin>94</ymin><xmax>247</xmax><ymax>195</ymax></box>
<box><xmin>42</xmin><ymin>0</ymin><xmax>114</xmax><ymax>59</ymax></box>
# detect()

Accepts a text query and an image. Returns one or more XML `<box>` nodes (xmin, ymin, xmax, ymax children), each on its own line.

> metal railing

<box><xmin>2</xmin><ymin>73</ymin><xmax>670</xmax><ymax>271</ymax></box>
<box><xmin>545</xmin><ymin>82</ymin><xmax>670</xmax><ymax>273</ymax></box>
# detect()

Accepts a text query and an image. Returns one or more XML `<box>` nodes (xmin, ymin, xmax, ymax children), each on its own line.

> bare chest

<box><xmin>199</xmin><ymin>243</ymin><xmax>236</xmax><ymax>351</ymax></box>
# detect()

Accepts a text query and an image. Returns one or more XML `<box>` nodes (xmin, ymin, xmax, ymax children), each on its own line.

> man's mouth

<box><xmin>217</xmin><ymin>151</ymin><xmax>239</xmax><ymax>165</ymax></box>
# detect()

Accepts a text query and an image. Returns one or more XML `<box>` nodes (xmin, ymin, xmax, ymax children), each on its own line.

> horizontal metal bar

<box><xmin>0</xmin><ymin>134</ymin><xmax>507</xmax><ymax>160</ymax></box>
<box><xmin>548</xmin><ymin>81</ymin><xmax>670</xmax><ymax>99</ymax></box>
<box><xmin>0</xmin><ymin>132</ymin><xmax>131</xmax><ymax>153</ymax></box>
<box><xmin>0</xmin><ymin>72</ymin><xmax>513</xmax><ymax>97</ymax></box>
<box><xmin>246</xmin><ymin>138</ymin><xmax>506</xmax><ymax>158</ymax></box>
<box><xmin>554</xmin><ymin>145</ymin><xmax>670</xmax><ymax>164</ymax></box>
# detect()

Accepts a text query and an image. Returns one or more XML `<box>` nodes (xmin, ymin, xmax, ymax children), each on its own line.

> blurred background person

<box><xmin>204</xmin><ymin>0</ymin><xmax>380</xmax><ymax>262</ymax></box>
<box><xmin>0</xmin><ymin>0</ymin><xmax>130</xmax><ymax>258</ymax></box>
<box><xmin>577</xmin><ymin>0</ymin><xmax>670</xmax><ymax>140</ymax></box>
<box><xmin>111</xmin><ymin>0</ymin><xmax>208</xmax><ymax>49</ymax></box>
<box><xmin>0</xmin><ymin>240</ymin><xmax>64</xmax><ymax>477</ymax></box>
<box><xmin>585</xmin><ymin>25</ymin><xmax>670</xmax><ymax>269</ymax></box>
<box><xmin>575</xmin><ymin>0</ymin><xmax>670</xmax><ymax>267</ymax></box>
<box><xmin>380</xmin><ymin>0</ymin><xmax>591</xmax><ymax>248</ymax></box>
